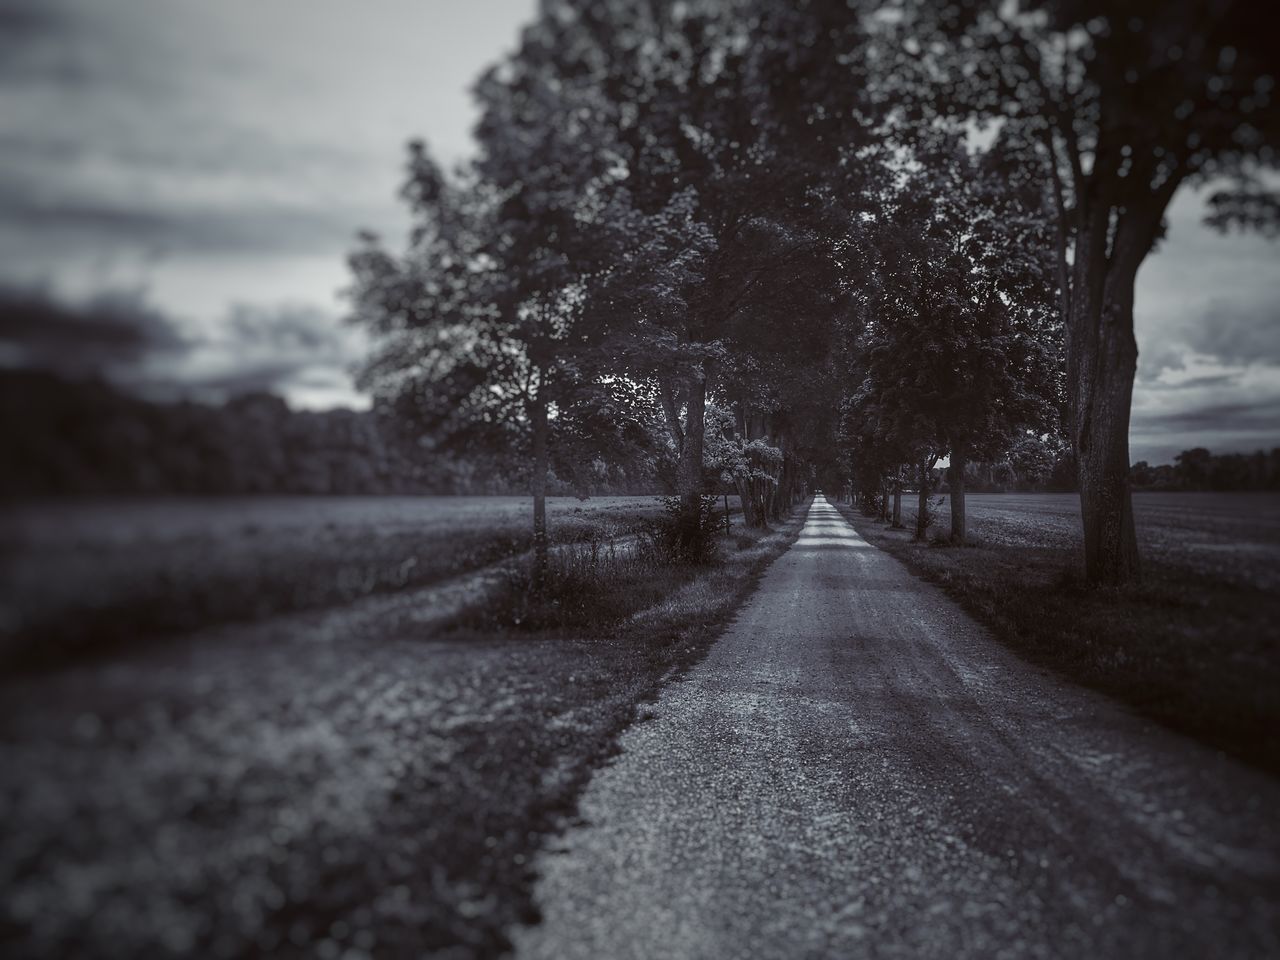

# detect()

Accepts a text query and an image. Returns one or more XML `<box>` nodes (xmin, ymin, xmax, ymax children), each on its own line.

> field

<box><xmin>945</xmin><ymin>492</ymin><xmax>1280</xmax><ymax>589</ymax></box>
<box><xmin>839</xmin><ymin>491</ymin><xmax>1280</xmax><ymax>774</ymax></box>
<box><xmin>0</xmin><ymin>492</ymin><xmax>793</xmax><ymax>959</ymax></box>
<box><xmin>0</xmin><ymin>495</ymin><xmax>678</xmax><ymax>665</ymax></box>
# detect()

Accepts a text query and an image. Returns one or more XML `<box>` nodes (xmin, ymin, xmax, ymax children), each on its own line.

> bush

<box><xmin>473</xmin><ymin>498</ymin><xmax>727</xmax><ymax>632</ymax></box>
<box><xmin>655</xmin><ymin>495</ymin><xmax>723</xmax><ymax>565</ymax></box>
<box><xmin>480</xmin><ymin>528</ymin><xmax>687</xmax><ymax>631</ymax></box>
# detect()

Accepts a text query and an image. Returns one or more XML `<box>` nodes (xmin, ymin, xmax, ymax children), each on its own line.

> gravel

<box><xmin>513</xmin><ymin>497</ymin><xmax>1280</xmax><ymax>959</ymax></box>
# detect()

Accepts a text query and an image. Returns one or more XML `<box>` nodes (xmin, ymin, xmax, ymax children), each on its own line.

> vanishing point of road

<box><xmin>513</xmin><ymin>496</ymin><xmax>1280</xmax><ymax>959</ymax></box>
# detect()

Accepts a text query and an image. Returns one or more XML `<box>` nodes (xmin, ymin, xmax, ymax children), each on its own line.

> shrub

<box><xmin>654</xmin><ymin>495</ymin><xmax>723</xmax><ymax>566</ymax></box>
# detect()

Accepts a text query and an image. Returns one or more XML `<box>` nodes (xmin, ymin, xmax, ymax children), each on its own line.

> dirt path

<box><xmin>512</xmin><ymin>496</ymin><xmax>1280</xmax><ymax>959</ymax></box>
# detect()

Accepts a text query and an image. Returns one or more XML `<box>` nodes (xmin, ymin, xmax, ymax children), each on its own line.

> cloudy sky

<box><xmin>0</xmin><ymin>0</ymin><xmax>1276</xmax><ymax>462</ymax></box>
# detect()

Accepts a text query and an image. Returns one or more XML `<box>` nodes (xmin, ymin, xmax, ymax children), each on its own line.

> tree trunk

<box><xmin>915</xmin><ymin>459</ymin><xmax>930</xmax><ymax>540</ymax></box>
<box><xmin>948</xmin><ymin>442</ymin><xmax>967</xmax><ymax>544</ymax></box>
<box><xmin>891</xmin><ymin>478</ymin><xmax>902</xmax><ymax>528</ymax></box>
<box><xmin>1052</xmin><ymin>144</ymin><xmax>1180</xmax><ymax>584</ymax></box>
<box><xmin>1073</xmin><ymin>302</ymin><xmax>1140</xmax><ymax>584</ymax></box>
<box><xmin>1069</xmin><ymin>235</ymin><xmax>1143</xmax><ymax>585</ymax></box>
<box><xmin>675</xmin><ymin>367</ymin><xmax>707</xmax><ymax>546</ymax></box>
<box><xmin>530</xmin><ymin>392</ymin><xmax>549</xmax><ymax>589</ymax></box>
<box><xmin>734</xmin><ymin>478</ymin><xmax>755</xmax><ymax>527</ymax></box>
<box><xmin>772</xmin><ymin>459</ymin><xmax>788</xmax><ymax>521</ymax></box>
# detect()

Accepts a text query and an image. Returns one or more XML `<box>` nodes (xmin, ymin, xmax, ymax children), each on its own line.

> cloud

<box><xmin>1130</xmin><ymin>358</ymin><xmax>1280</xmax><ymax>462</ymax></box>
<box><xmin>0</xmin><ymin>282</ymin><xmax>367</xmax><ymax>407</ymax></box>
<box><xmin>1191</xmin><ymin>298</ymin><xmax>1280</xmax><ymax>367</ymax></box>
<box><xmin>0</xmin><ymin>0</ymin><xmax>536</xmax><ymax>267</ymax></box>
<box><xmin>0</xmin><ymin>283</ymin><xmax>190</xmax><ymax>377</ymax></box>
<box><xmin>1136</xmin><ymin>291</ymin><xmax>1278</xmax><ymax>382</ymax></box>
<box><xmin>0</xmin><ymin>1</ymin><xmax>64</xmax><ymax>47</ymax></box>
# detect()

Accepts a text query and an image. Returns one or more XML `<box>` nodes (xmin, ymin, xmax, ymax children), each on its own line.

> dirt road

<box><xmin>513</xmin><ymin>497</ymin><xmax>1280</xmax><ymax>959</ymax></box>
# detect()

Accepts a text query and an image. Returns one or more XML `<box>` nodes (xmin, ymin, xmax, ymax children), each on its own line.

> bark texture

<box><xmin>674</xmin><ymin>367</ymin><xmax>709</xmax><ymax>552</ymax></box>
<box><xmin>1066</xmin><ymin>205</ymin><xmax>1150</xmax><ymax>585</ymax></box>
<box><xmin>530</xmin><ymin>393</ymin><xmax>549</xmax><ymax>588</ymax></box>
<box><xmin>948</xmin><ymin>442</ymin><xmax>967</xmax><ymax>544</ymax></box>
<box><xmin>915</xmin><ymin>460</ymin><xmax>930</xmax><ymax>541</ymax></box>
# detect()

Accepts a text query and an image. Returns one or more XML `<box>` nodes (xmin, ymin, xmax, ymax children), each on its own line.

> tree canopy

<box><xmin>349</xmin><ymin>0</ymin><xmax>1277</xmax><ymax>584</ymax></box>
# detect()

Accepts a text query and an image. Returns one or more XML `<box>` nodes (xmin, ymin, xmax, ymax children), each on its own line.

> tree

<box><xmin>849</xmin><ymin>133</ymin><xmax>1059</xmax><ymax>543</ymax></box>
<box><xmin>525</xmin><ymin>0</ymin><xmax>886</xmax><ymax>545</ymax></box>
<box><xmin>347</xmin><ymin>132</ymin><xmax>618</xmax><ymax>582</ymax></box>
<box><xmin>898</xmin><ymin>0</ymin><xmax>1279</xmax><ymax>580</ymax></box>
<box><xmin>1174</xmin><ymin>446</ymin><xmax>1214</xmax><ymax>489</ymax></box>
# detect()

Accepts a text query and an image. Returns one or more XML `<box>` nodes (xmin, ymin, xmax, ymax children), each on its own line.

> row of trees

<box><xmin>0</xmin><ymin>371</ymin><xmax>438</xmax><ymax>497</ymax></box>
<box><xmin>0</xmin><ymin>370</ymin><xmax>655</xmax><ymax>498</ymax></box>
<box><xmin>349</xmin><ymin>0</ymin><xmax>1277</xmax><ymax>585</ymax></box>
<box><xmin>1133</xmin><ymin>448</ymin><xmax>1280</xmax><ymax>492</ymax></box>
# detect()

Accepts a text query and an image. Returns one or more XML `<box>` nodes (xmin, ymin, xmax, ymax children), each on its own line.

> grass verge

<box><xmin>833</xmin><ymin>500</ymin><xmax>1280</xmax><ymax>776</ymax></box>
<box><xmin>420</xmin><ymin>506</ymin><xmax>810</xmax><ymax>956</ymax></box>
<box><xmin>0</xmin><ymin>502</ymin><xmax>806</xmax><ymax>959</ymax></box>
<box><xmin>1</xmin><ymin>498</ymin><xmax>676</xmax><ymax>668</ymax></box>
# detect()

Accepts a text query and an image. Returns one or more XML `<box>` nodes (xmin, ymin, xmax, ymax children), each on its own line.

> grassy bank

<box><xmin>1</xmin><ymin>501</ymin><xmax>805</xmax><ymax>959</ymax></box>
<box><xmin>834</xmin><ymin>496</ymin><xmax>1280</xmax><ymax>776</ymax></box>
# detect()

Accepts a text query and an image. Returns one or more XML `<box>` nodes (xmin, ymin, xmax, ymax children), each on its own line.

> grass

<box><xmin>0</xmin><ymin>499</ymin><xmax>804</xmax><ymax>959</ymax></box>
<box><xmin>0</xmin><ymin>495</ymin><xmax>682</xmax><ymax>667</ymax></box>
<box><xmin>834</xmin><ymin>496</ymin><xmax>1280</xmax><ymax>776</ymax></box>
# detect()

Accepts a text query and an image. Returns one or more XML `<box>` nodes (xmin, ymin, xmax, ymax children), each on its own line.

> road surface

<box><xmin>512</xmin><ymin>496</ymin><xmax>1280</xmax><ymax>959</ymax></box>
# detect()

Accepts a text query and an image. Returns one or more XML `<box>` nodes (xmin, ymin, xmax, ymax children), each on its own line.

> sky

<box><xmin>0</xmin><ymin>0</ymin><xmax>1277</xmax><ymax>463</ymax></box>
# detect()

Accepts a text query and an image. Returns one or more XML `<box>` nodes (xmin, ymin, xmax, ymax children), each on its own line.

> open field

<box><xmin>0</xmin><ymin>494</ymin><xmax>792</xmax><ymax>959</ymax></box>
<box><xmin>839</xmin><ymin>491</ymin><xmax>1280</xmax><ymax>773</ymax></box>
<box><xmin>0</xmin><ymin>495</ymin><xmax>699</xmax><ymax>665</ymax></box>
<box><xmin>946</xmin><ymin>492</ymin><xmax>1280</xmax><ymax>589</ymax></box>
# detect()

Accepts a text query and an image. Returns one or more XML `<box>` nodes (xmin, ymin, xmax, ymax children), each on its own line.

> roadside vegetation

<box><xmin>1</xmin><ymin>499</ymin><xmax>806</xmax><ymax>959</ymax></box>
<box><xmin>835</xmin><ymin>494</ymin><xmax>1280</xmax><ymax>775</ymax></box>
<box><xmin>0</xmin><ymin>496</ymin><xmax>676</xmax><ymax>668</ymax></box>
<box><xmin>3</xmin><ymin>1</ymin><xmax>1275</xmax><ymax>957</ymax></box>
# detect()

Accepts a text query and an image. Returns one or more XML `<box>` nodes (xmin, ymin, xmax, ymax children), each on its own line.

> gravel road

<box><xmin>512</xmin><ymin>496</ymin><xmax>1280</xmax><ymax>959</ymax></box>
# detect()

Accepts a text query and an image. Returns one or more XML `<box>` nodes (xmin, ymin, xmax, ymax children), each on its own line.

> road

<box><xmin>512</xmin><ymin>496</ymin><xmax>1280</xmax><ymax>959</ymax></box>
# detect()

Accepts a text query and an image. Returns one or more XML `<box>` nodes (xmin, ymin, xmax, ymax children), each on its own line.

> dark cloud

<box><xmin>1135</xmin><ymin>398</ymin><xmax>1280</xmax><ymax>431</ymax></box>
<box><xmin>1137</xmin><ymin>294</ymin><xmax>1278</xmax><ymax>381</ymax></box>
<box><xmin>0</xmin><ymin>0</ymin><xmax>64</xmax><ymax>40</ymax></box>
<box><xmin>184</xmin><ymin>361</ymin><xmax>318</xmax><ymax>399</ymax></box>
<box><xmin>0</xmin><ymin>283</ymin><xmax>363</xmax><ymax>405</ymax></box>
<box><xmin>1191</xmin><ymin>298</ymin><xmax>1280</xmax><ymax>367</ymax></box>
<box><xmin>0</xmin><ymin>283</ymin><xmax>189</xmax><ymax>376</ymax></box>
<box><xmin>225</xmin><ymin>304</ymin><xmax>348</xmax><ymax>353</ymax></box>
<box><xmin>1138</xmin><ymin>373</ymin><xmax>1241</xmax><ymax>392</ymax></box>
<box><xmin>0</xmin><ymin>191</ymin><xmax>368</xmax><ymax>257</ymax></box>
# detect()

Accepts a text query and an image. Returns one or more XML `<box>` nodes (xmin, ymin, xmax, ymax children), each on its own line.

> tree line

<box><xmin>1133</xmin><ymin>448</ymin><xmax>1280</xmax><ymax>492</ymax></box>
<box><xmin>0</xmin><ymin>370</ymin><xmax>655</xmax><ymax>498</ymax></box>
<box><xmin>348</xmin><ymin>0</ymin><xmax>1276</xmax><ymax>585</ymax></box>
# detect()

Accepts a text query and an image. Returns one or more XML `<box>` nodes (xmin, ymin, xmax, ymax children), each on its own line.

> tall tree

<box><xmin>528</xmin><ymin>0</ymin><xmax>887</xmax><ymax>543</ymax></box>
<box><xmin>348</xmin><ymin>132</ymin><xmax>623</xmax><ymax>582</ymax></box>
<box><xmin>897</xmin><ymin>0</ymin><xmax>1279</xmax><ymax>581</ymax></box>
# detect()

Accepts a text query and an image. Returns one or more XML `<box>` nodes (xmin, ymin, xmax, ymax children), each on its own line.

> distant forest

<box><xmin>0</xmin><ymin>371</ymin><xmax>659</xmax><ymax>498</ymax></box>
<box><xmin>2</xmin><ymin>369</ymin><xmax>1275</xmax><ymax>498</ymax></box>
<box><xmin>1131</xmin><ymin>449</ymin><xmax>1280</xmax><ymax>493</ymax></box>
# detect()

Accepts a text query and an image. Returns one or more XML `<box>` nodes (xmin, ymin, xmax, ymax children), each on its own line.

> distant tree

<box><xmin>1007</xmin><ymin>430</ymin><xmax>1070</xmax><ymax>490</ymax></box>
<box><xmin>850</xmin><ymin>132</ymin><xmax>1059</xmax><ymax>543</ymax></box>
<box><xmin>1174</xmin><ymin>447</ymin><xmax>1215</xmax><ymax>490</ymax></box>
<box><xmin>349</xmin><ymin>86</ymin><xmax>643</xmax><ymax>581</ymax></box>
